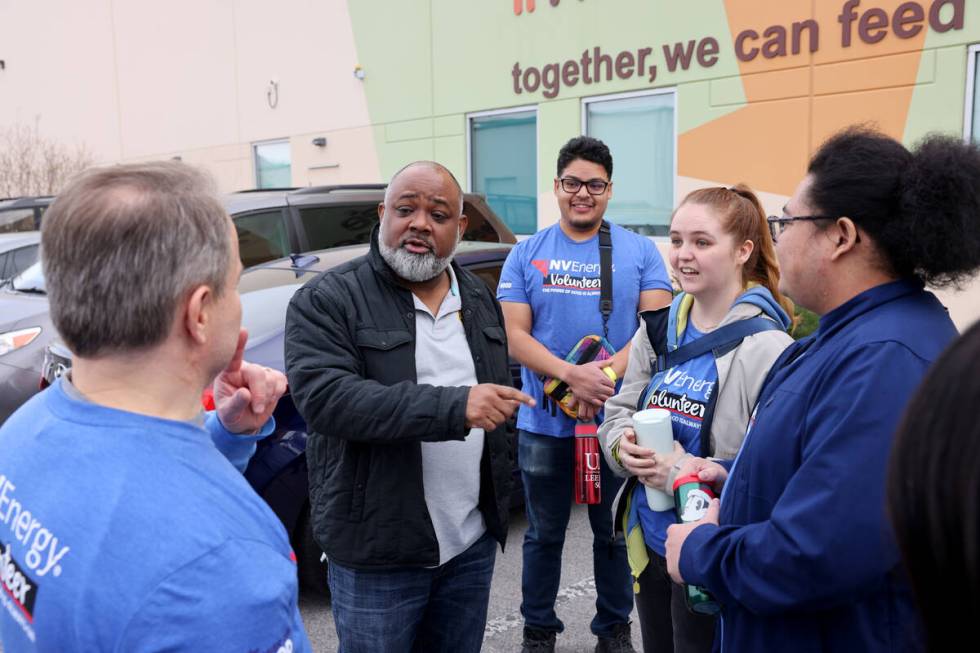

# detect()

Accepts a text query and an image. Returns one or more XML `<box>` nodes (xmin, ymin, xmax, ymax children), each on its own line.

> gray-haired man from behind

<box><xmin>0</xmin><ymin>162</ymin><xmax>311</xmax><ymax>652</ymax></box>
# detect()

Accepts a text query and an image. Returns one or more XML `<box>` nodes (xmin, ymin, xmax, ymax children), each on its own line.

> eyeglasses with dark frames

<box><xmin>766</xmin><ymin>214</ymin><xmax>837</xmax><ymax>242</ymax></box>
<box><xmin>559</xmin><ymin>177</ymin><xmax>609</xmax><ymax>196</ymax></box>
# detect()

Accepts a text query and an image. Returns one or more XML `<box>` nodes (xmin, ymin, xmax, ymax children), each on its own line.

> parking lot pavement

<box><xmin>299</xmin><ymin>502</ymin><xmax>641</xmax><ymax>652</ymax></box>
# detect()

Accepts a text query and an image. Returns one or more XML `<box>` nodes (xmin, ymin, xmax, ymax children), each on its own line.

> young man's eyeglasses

<box><xmin>766</xmin><ymin>214</ymin><xmax>836</xmax><ymax>242</ymax></box>
<box><xmin>559</xmin><ymin>177</ymin><xmax>609</xmax><ymax>195</ymax></box>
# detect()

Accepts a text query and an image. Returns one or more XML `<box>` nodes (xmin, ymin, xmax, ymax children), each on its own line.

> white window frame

<box><xmin>465</xmin><ymin>105</ymin><xmax>539</xmax><ymax>194</ymax></box>
<box><xmin>252</xmin><ymin>138</ymin><xmax>292</xmax><ymax>188</ymax></box>
<box><xmin>581</xmin><ymin>87</ymin><xmax>679</xmax><ymax>240</ymax></box>
<box><xmin>964</xmin><ymin>44</ymin><xmax>980</xmax><ymax>141</ymax></box>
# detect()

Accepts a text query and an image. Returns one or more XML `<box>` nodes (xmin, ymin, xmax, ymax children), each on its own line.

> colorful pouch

<box><xmin>542</xmin><ymin>335</ymin><xmax>616</xmax><ymax>419</ymax></box>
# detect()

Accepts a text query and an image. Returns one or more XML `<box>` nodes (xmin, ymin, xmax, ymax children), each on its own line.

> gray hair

<box><xmin>42</xmin><ymin>161</ymin><xmax>232</xmax><ymax>357</ymax></box>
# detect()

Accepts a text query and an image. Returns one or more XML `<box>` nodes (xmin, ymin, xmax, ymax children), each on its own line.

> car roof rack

<box><xmin>292</xmin><ymin>184</ymin><xmax>387</xmax><ymax>195</ymax></box>
<box><xmin>0</xmin><ymin>196</ymin><xmax>55</xmax><ymax>204</ymax></box>
<box><xmin>231</xmin><ymin>187</ymin><xmax>300</xmax><ymax>194</ymax></box>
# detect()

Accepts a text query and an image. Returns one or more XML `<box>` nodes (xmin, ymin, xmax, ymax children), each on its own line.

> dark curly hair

<box><xmin>557</xmin><ymin>136</ymin><xmax>613</xmax><ymax>179</ymax></box>
<box><xmin>888</xmin><ymin>320</ymin><xmax>980</xmax><ymax>650</ymax></box>
<box><xmin>807</xmin><ymin>126</ymin><xmax>980</xmax><ymax>287</ymax></box>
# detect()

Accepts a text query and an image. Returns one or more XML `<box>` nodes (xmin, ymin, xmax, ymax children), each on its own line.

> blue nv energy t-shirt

<box><xmin>497</xmin><ymin>222</ymin><xmax>671</xmax><ymax>437</ymax></box>
<box><xmin>634</xmin><ymin>321</ymin><xmax>718</xmax><ymax>556</ymax></box>
<box><xmin>0</xmin><ymin>379</ymin><xmax>311</xmax><ymax>653</ymax></box>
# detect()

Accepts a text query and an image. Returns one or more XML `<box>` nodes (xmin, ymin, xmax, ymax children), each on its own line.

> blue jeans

<box><xmin>328</xmin><ymin>531</ymin><xmax>496</xmax><ymax>653</ymax></box>
<box><xmin>519</xmin><ymin>430</ymin><xmax>634</xmax><ymax>638</ymax></box>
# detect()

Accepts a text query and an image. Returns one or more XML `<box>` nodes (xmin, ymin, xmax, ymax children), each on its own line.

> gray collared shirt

<box><xmin>413</xmin><ymin>265</ymin><xmax>486</xmax><ymax>565</ymax></box>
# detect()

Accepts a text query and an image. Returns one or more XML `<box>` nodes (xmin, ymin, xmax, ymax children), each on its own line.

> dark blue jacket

<box><xmin>680</xmin><ymin>279</ymin><xmax>956</xmax><ymax>652</ymax></box>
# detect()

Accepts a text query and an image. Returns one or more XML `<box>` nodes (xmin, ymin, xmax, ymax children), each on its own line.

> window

<box><xmin>468</xmin><ymin>263</ymin><xmax>503</xmax><ymax>295</ymax></box>
<box><xmin>469</xmin><ymin>108</ymin><xmax>537</xmax><ymax>235</ymax></box>
<box><xmin>10</xmin><ymin>245</ymin><xmax>39</xmax><ymax>278</ymax></box>
<box><xmin>583</xmin><ymin>90</ymin><xmax>676</xmax><ymax>236</ymax></box>
<box><xmin>965</xmin><ymin>45</ymin><xmax>980</xmax><ymax>143</ymax></box>
<box><xmin>0</xmin><ymin>208</ymin><xmax>37</xmax><ymax>234</ymax></box>
<box><xmin>299</xmin><ymin>204</ymin><xmax>380</xmax><ymax>250</ymax></box>
<box><xmin>233</xmin><ymin>210</ymin><xmax>290</xmax><ymax>268</ymax></box>
<box><xmin>253</xmin><ymin>140</ymin><xmax>292</xmax><ymax>189</ymax></box>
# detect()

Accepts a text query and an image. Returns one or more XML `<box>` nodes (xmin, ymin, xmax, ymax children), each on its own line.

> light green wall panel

<box><xmin>434</xmin><ymin>115</ymin><xmax>463</xmax><ymax>137</ymax></box>
<box><xmin>385</xmin><ymin>119</ymin><xmax>434</xmax><ymax>142</ymax></box>
<box><xmin>536</xmin><ymin>98</ymin><xmax>580</xmax><ymax>200</ymax></box>
<box><xmin>904</xmin><ymin>47</ymin><xmax>963</xmax><ymax>145</ymax></box>
<box><xmin>372</xmin><ymin>125</ymin><xmax>435</xmax><ymax>180</ymax></box>
<box><xmin>904</xmin><ymin>4</ymin><xmax>980</xmax><ymax>145</ymax></box>
<box><xmin>433</xmin><ymin>135</ymin><xmax>466</xmax><ymax>182</ymax></box>
<box><xmin>678</xmin><ymin>78</ymin><xmax>746</xmax><ymax>135</ymax></box>
<box><xmin>347</xmin><ymin>0</ymin><xmax>433</xmax><ymax>125</ymax></box>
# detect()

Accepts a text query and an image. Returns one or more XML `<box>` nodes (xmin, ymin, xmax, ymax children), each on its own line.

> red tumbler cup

<box><xmin>574</xmin><ymin>423</ymin><xmax>602</xmax><ymax>504</ymax></box>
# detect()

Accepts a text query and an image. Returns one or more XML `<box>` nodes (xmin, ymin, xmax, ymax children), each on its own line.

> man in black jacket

<box><xmin>285</xmin><ymin>161</ymin><xmax>533</xmax><ymax>653</ymax></box>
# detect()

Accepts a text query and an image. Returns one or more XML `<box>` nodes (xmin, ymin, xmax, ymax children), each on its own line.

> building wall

<box><xmin>1</xmin><ymin>0</ymin><xmax>978</xmax><ymax>327</ymax></box>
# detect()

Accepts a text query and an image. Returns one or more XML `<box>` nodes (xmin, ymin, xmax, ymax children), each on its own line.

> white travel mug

<box><xmin>631</xmin><ymin>408</ymin><xmax>675</xmax><ymax>510</ymax></box>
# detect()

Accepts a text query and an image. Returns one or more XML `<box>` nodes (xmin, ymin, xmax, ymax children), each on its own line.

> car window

<box><xmin>298</xmin><ymin>200</ymin><xmax>505</xmax><ymax>250</ymax></box>
<box><xmin>11</xmin><ymin>244</ymin><xmax>40</xmax><ymax>277</ymax></box>
<box><xmin>468</xmin><ymin>263</ymin><xmax>503</xmax><ymax>294</ymax></box>
<box><xmin>0</xmin><ymin>208</ymin><xmax>36</xmax><ymax>234</ymax></box>
<box><xmin>461</xmin><ymin>200</ymin><xmax>499</xmax><ymax>243</ymax></box>
<box><xmin>299</xmin><ymin>204</ymin><xmax>379</xmax><ymax>249</ymax></box>
<box><xmin>0</xmin><ymin>252</ymin><xmax>9</xmax><ymax>280</ymax></box>
<box><xmin>234</xmin><ymin>210</ymin><xmax>290</xmax><ymax>268</ymax></box>
<box><xmin>11</xmin><ymin>260</ymin><xmax>45</xmax><ymax>293</ymax></box>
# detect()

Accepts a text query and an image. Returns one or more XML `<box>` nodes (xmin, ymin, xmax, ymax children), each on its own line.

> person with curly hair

<box><xmin>663</xmin><ymin>126</ymin><xmax>980</xmax><ymax>652</ymax></box>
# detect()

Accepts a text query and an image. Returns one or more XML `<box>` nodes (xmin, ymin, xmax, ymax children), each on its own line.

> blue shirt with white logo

<box><xmin>497</xmin><ymin>222</ymin><xmax>671</xmax><ymax>437</ymax></box>
<box><xmin>633</xmin><ymin>322</ymin><xmax>718</xmax><ymax>555</ymax></box>
<box><xmin>0</xmin><ymin>379</ymin><xmax>311</xmax><ymax>652</ymax></box>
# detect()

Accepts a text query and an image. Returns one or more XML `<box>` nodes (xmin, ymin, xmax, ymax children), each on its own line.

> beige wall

<box><xmin>0</xmin><ymin>0</ymin><xmax>380</xmax><ymax>191</ymax></box>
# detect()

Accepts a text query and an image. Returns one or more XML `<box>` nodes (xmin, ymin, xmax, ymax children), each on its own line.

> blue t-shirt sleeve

<box><xmin>206</xmin><ymin>411</ymin><xmax>275</xmax><ymax>473</ymax></box>
<box><xmin>117</xmin><ymin>539</ymin><xmax>312</xmax><ymax>653</ymax></box>
<box><xmin>497</xmin><ymin>244</ymin><xmax>529</xmax><ymax>304</ymax></box>
<box><xmin>639</xmin><ymin>239</ymin><xmax>672</xmax><ymax>292</ymax></box>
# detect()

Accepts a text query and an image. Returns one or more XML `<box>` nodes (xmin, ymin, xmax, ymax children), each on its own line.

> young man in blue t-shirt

<box><xmin>498</xmin><ymin>136</ymin><xmax>672</xmax><ymax>652</ymax></box>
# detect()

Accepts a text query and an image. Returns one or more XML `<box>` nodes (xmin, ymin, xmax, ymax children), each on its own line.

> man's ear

<box><xmin>377</xmin><ymin>202</ymin><xmax>385</xmax><ymax>221</ymax></box>
<box><xmin>828</xmin><ymin>217</ymin><xmax>860</xmax><ymax>261</ymax></box>
<box><xmin>458</xmin><ymin>212</ymin><xmax>469</xmax><ymax>240</ymax></box>
<box><xmin>183</xmin><ymin>284</ymin><xmax>212</xmax><ymax>345</ymax></box>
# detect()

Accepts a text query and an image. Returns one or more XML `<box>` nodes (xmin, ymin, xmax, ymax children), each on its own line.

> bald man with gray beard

<box><xmin>285</xmin><ymin>161</ymin><xmax>533</xmax><ymax>653</ymax></box>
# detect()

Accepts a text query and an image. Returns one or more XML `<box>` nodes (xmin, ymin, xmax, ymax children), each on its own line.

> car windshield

<box><xmin>10</xmin><ymin>260</ymin><xmax>45</xmax><ymax>293</ymax></box>
<box><xmin>0</xmin><ymin>208</ymin><xmax>37</xmax><ymax>233</ymax></box>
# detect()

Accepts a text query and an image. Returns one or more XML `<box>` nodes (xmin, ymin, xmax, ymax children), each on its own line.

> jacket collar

<box><xmin>815</xmin><ymin>277</ymin><xmax>926</xmax><ymax>340</ymax></box>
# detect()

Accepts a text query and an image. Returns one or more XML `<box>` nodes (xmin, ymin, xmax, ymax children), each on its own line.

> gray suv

<box><xmin>0</xmin><ymin>185</ymin><xmax>515</xmax><ymax>423</ymax></box>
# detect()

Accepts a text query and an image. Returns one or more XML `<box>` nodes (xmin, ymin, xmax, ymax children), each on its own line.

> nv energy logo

<box><xmin>531</xmin><ymin>258</ymin><xmax>606</xmax><ymax>295</ymax></box>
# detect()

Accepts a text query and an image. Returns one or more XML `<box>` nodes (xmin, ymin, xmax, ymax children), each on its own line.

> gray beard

<box><xmin>377</xmin><ymin>230</ymin><xmax>458</xmax><ymax>282</ymax></box>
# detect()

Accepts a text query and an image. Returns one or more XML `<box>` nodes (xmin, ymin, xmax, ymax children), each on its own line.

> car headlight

<box><xmin>0</xmin><ymin>327</ymin><xmax>42</xmax><ymax>357</ymax></box>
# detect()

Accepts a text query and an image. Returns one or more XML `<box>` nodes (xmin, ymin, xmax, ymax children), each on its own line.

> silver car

<box><xmin>0</xmin><ymin>231</ymin><xmax>41</xmax><ymax>284</ymax></box>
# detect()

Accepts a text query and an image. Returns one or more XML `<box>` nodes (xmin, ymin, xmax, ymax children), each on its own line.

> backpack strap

<box><xmin>637</xmin><ymin>307</ymin><xmax>669</xmax><ymax>412</ymax></box>
<box><xmin>598</xmin><ymin>221</ymin><xmax>613</xmax><ymax>339</ymax></box>
<box><xmin>637</xmin><ymin>312</ymin><xmax>783</xmax><ymax>455</ymax></box>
